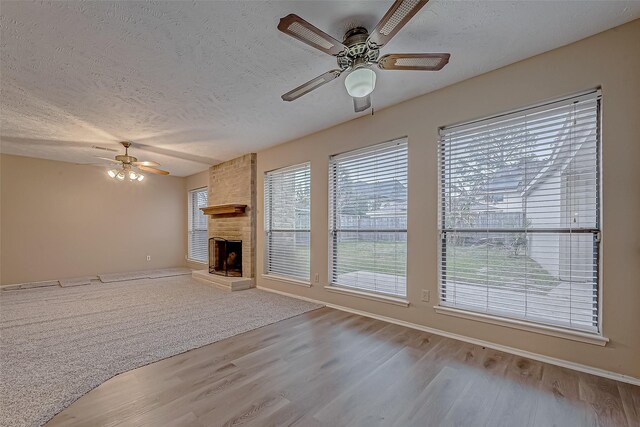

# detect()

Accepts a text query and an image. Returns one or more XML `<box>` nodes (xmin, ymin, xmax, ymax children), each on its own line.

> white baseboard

<box><xmin>257</xmin><ymin>285</ymin><xmax>640</xmax><ymax>386</ymax></box>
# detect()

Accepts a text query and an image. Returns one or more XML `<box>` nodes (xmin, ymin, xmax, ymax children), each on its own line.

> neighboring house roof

<box><xmin>366</xmin><ymin>203</ymin><xmax>408</xmax><ymax>217</ymax></box>
<box><xmin>522</xmin><ymin>123</ymin><xmax>596</xmax><ymax>197</ymax></box>
<box><xmin>350</xmin><ymin>180</ymin><xmax>407</xmax><ymax>202</ymax></box>
<box><xmin>470</xmin><ymin>201</ymin><xmax>500</xmax><ymax>211</ymax></box>
<box><xmin>486</xmin><ymin>160</ymin><xmax>546</xmax><ymax>193</ymax></box>
<box><xmin>522</xmin><ymin>120</ymin><xmax>573</xmax><ymax>197</ymax></box>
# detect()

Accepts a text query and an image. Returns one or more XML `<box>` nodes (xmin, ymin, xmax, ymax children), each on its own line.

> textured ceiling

<box><xmin>1</xmin><ymin>1</ymin><xmax>639</xmax><ymax>176</ymax></box>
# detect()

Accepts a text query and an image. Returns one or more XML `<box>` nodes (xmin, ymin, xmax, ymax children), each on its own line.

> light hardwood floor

<box><xmin>47</xmin><ymin>307</ymin><xmax>639</xmax><ymax>427</ymax></box>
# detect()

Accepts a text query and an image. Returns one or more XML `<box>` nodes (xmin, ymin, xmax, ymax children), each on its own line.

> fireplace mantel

<box><xmin>200</xmin><ymin>204</ymin><xmax>247</xmax><ymax>216</ymax></box>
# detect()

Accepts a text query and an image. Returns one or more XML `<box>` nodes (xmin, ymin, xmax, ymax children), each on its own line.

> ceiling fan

<box><xmin>96</xmin><ymin>141</ymin><xmax>169</xmax><ymax>181</ymax></box>
<box><xmin>278</xmin><ymin>0</ymin><xmax>450</xmax><ymax>112</ymax></box>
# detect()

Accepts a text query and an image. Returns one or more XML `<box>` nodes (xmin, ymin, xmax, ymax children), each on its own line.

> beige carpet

<box><xmin>0</xmin><ymin>276</ymin><xmax>322</xmax><ymax>427</ymax></box>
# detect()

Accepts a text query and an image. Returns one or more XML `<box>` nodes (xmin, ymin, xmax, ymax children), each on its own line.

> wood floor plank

<box><xmin>484</xmin><ymin>356</ymin><xmax>546</xmax><ymax>427</ymax></box>
<box><xmin>342</xmin><ymin>336</ymin><xmax>450</xmax><ymax>427</ymax></box>
<box><xmin>396</xmin><ymin>364</ymin><xmax>473</xmax><ymax>426</ymax></box>
<box><xmin>46</xmin><ymin>308</ymin><xmax>639</xmax><ymax>427</ymax></box>
<box><xmin>618</xmin><ymin>382</ymin><xmax>640</xmax><ymax>427</ymax></box>
<box><xmin>312</xmin><ymin>344</ymin><xmax>428</xmax><ymax>426</ymax></box>
<box><xmin>436</xmin><ymin>347</ymin><xmax>512</xmax><ymax>427</ymax></box>
<box><xmin>579</xmin><ymin>374</ymin><xmax>631</xmax><ymax>427</ymax></box>
<box><xmin>259</xmin><ymin>324</ymin><xmax>412</xmax><ymax>427</ymax></box>
<box><xmin>532</xmin><ymin>363</ymin><xmax>598</xmax><ymax>427</ymax></box>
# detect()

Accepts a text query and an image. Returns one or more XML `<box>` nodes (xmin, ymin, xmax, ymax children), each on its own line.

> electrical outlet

<box><xmin>421</xmin><ymin>289</ymin><xmax>430</xmax><ymax>302</ymax></box>
<box><xmin>314</xmin><ymin>273</ymin><xmax>319</xmax><ymax>283</ymax></box>
<box><xmin>146</xmin><ymin>255</ymin><xmax>151</xmax><ymax>261</ymax></box>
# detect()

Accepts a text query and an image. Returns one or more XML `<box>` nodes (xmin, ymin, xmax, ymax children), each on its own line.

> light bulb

<box><xmin>344</xmin><ymin>68</ymin><xmax>376</xmax><ymax>98</ymax></box>
<box><xmin>137</xmin><ymin>174</ymin><xmax>145</xmax><ymax>182</ymax></box>
<box><xmin>107</xmin><ymin>169</ymin><xmax>117</xmax><ymax>178</ymax></box>
<box><xmin>128</xmin><ymin>171</ymin><xmax>138</xmax><ymax>180</ymax></box>
<box><xmin>116</xmin><ymin>171</ymin><xmax>125</xmax><ymax>180</ymax></box>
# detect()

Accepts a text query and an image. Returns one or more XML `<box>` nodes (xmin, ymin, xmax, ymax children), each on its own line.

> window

<box><xmin>439</xmin><ymin>90</ymin><xmax>601</xmax><ymax>333</ymax></box>
<box><xmin>329</xmin><ymin>138</ymin><xmax>408</xmax><ymax>298</ymax></box>
<box><xmin>264</xmin><ymin>162</ymin><xmax>311</xmax><ymax>281</ymax></box>
<box><xmin>188</xmin><ymin>188</ymin><xmax>208</xmax><ymax>263</ymax></box>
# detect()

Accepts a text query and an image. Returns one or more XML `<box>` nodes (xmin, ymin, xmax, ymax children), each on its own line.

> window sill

<box><xmin>433</xmin><ymin>305</ymin><xmax>608</xmax><ymax>346</ymax></box>
<box><xmin>186</xmin><ymin>259</ymin><xmax>207</xmax><ymax>265</ymax></box>
<box><xmin>324</xmin><ymin>285</ymin><xmax>409</xmax><ymax>307</ymax></box>
<box><xmin>262</xmin><ymin>274</ymin><xmax>312</xmax><ymax>288</ymax></box>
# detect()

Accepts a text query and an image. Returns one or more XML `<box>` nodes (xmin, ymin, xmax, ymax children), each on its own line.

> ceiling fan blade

<box><xmin>278</xmin><ymin>14</ymin><xmax>348</xmax><ymax>56</ymax></box>
<box><xmin>133</xmin><ymin>160</ymin><xmax>161</xmax><ymax>167</ymax></box>
<box><xmin>91</xmin><ymin>145</ymin><xmax>118</xmax><ymax>153</ymax></box>
<box><xmin>282</xmin><ymin>69</ymin><xmax>342</xmax><ymax>101</ymax></box>
<box><xmin>368</xmin><ymin>0</ymin><xmax>429</xmax><ymax>48</ymax></box>
<box><xmin>131</xmin><ymin>142</ymin><xmax>220</xmax><ymax>165</ymax></box>
<box><xmin>137</xmin><ymin>165</ymin><xmax>170</xmax><ymax>175</ymax></box>
<box><xmin>95</xmin><ymin>156</ymin><xmax>121</xmax><ymax>164</ymax></box>
<box><xmin>378</xmin><ymin>53</ymin><xmax>450</xmax><ymax>71</ymax></box>
<box><xmin>353</xmin><ymin>95</ymin><xmax>371</xmax><ymax>113</ymax></box>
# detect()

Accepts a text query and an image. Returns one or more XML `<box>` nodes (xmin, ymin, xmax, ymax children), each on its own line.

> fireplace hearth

<box><xmin>209</xmin><ymin>237</ymin><xmax>242</xmax><ymax>277</ymax></box>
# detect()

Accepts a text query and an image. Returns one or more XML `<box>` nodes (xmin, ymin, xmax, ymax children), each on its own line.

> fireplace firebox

<box><xmin>209</xmin><ymin>237</ymin><xmax>242</xmax><ymax>277</ymax></box>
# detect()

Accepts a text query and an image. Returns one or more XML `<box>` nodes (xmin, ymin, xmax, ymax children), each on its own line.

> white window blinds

<box><xmin>264</xmin><ymin>162</ymin><xmax>311</xmax><ymax>281</ymax></box>
<box><xmin>329</xmin><ymin>139</ymin><xmax>408</xmax><ymax>298</ymax></box>
<box><xmin>439</xmin><ymin>90</ymin><xmax>601</xmax><ymax>333</ymax></box>
<box><xmin>188</xmin><ymin>188</ymin><xmax>208</xmax><ymax>263</ymax></box>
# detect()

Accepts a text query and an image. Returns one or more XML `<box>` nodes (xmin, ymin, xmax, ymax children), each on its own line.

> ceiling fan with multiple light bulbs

<box><xmin>97</xmin><ymin>141</ymin><xmax>169</xmax><ymax>182</ymax></box>
<box><xmin>278</xmin><ymin>0</ymin><xmax>450</xmax><ymax>112</ymax></box>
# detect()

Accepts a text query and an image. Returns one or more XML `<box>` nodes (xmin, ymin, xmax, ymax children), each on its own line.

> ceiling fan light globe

<box><xmin>107</xmin><ymin>169</ymin><xmax>117</xmax><ymax>178</ymax></box>
<box><xmin>116</xmin><ymin>171</ymin><xmax>125</xmax><ymax>181</ymax></box>
<box><xmin>137</xmin><ymin>174</ymin><xmax>145</xmax><ymax>182</ymax></box>
<box><xmin>344</xmin><ymin>68</ymin><xmax>376</xmax><ymax>98</ymax></box>
<box><xmin>128</xmin><ymin>171</ymin><xmax>138</xmax><ymax>180</ymax></box>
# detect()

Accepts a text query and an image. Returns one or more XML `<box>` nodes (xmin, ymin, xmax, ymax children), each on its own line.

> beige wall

<box><xmin>0</xmin><ymin>154</ymin><xmax>187</xmax><ymax>284</ymax></box>
<box><xmin>185</xmin><ymin>170</ymin><xmax>208</xmax><ymax>193</ymax></box>
<box><xmin>185</xmin><ymin>169</ymin><xmax>209</xmax><ymax>270</ymax></box>
<box><xmin>256</xmin><ymin>21</ymin><xmax>640</xmax><ymax>378</ymax></box>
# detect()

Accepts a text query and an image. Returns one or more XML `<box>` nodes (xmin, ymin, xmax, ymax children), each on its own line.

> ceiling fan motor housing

<box><xmin>115</xmin><ymin>154</ymin><xmax>137</xmax><ymax>164</ymax></box>
<box><xmin>337</xmin><ymin>27</ymin><xmax>379</xmax><ymax>71</ymax></box>
<box><xmin>116</xmin><ymin>141</ymin><xmax>137</xmax><ymax>164</ymax></box>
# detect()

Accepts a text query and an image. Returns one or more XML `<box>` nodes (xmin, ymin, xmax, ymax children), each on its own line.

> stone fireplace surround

<box><xmin>192</xmin><ymin>153</ymin><xmax>256</xmax><ymax>291</ymax></box>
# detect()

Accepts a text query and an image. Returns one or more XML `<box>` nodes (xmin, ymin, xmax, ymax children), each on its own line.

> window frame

<box><xmin>328</xmin><ymin>138</ymin><xmax>409</xmax><ymax>299</ymax></box>
<box><xmin>263</xmin><ymin>161</ymin><xmax>312</xmax><ymax>283</ymax></box>
<box><xmin>187</xmin><ymin>187</ymin><xmax>208</xmax><ymax>264</ymax></box>
<box><xmin>437</xmin><ymin>89</ymin><xmax>603</xmax><ymax>336</ymax></box>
